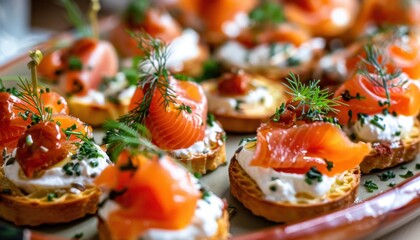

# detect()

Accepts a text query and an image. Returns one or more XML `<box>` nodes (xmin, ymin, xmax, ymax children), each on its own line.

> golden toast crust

<box><xmin>229</xmin><ymin>156</ymin><xmax>360</xmax><ymax>223</ymax></box>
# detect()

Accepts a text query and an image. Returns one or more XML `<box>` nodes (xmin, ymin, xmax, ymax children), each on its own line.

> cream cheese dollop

<box><xmin>349</xmin><ymin>113</ymin><xmax>414</xmax><ymax>142</ymax></box>
<box><xmin>216</xmin><ymin>38</ymin><xmax>324</xmax><ymax>69</ymax></box>
<box><xmin>98</xmin><ymin>190</ymin><xmax>224</xmax><ymax>239</ymax></box>
<box><xmin>236</xmin><ymin>144</ymin><xmax>336</xmax><ymax>203</ymax></box>
<box><xmin>3</xmin><ymin>143</ymin><xmax>110</xmax><ymax>194</ymax></box>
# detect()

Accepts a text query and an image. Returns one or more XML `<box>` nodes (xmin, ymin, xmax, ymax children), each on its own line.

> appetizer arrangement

<box><xmin>229</xmin><ymin>75</ymin><xmax>371</xmax><ymax>222</ymax></box>
<box><xmin>96</xmin><ymin>122</ymin><xmax>229</xmax><ymax>240</ymax></box>
<box><xmin>0</xmin><ymin>51</ymin><xmax>111</xmax><ymax>226</ymax></box>
<box><xmin>122</xmin><ymin>32</ymin><xmax>226</xmax><ymax>174</ymax></box>
<box><xmin>202</xmin><ymin>70</ymin><xmax>287</xmax><ymax>132</ymax></box>
<box><xmin>0</xmin><ymin>0</ymin><xmax>420</xmax><ymax>239</ymax></box>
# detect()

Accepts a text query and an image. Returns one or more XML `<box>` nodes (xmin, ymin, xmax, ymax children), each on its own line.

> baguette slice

<box><xmin>68</xmin><ymin>98</ymin><xmax>129</xmax><ymax>127</ymax></box>
<box><xmin>202</xmin><ymin>75</ymin><xmax>288</xmax><ymax>133</ymax></box>
<box><xmin>169</xmin><ymin>130</ymin><xmax>227</xmax><ymax>174</ymax></box>
<box><xmin>229</xmin><ymin>155</ymin><xmax>360</xmax><ymax>223</ymax></box>
<box><xmin>97</xmin><ymin>208</ymin><xmax>229</xmax><ymax>240</ymax></box>
<box><xmin>0</xmin><ymin>169</ymin><xmax>100</xmax><ymax>226</ymax></box>
<box><xmin>360</xmin><ymin>119</ymin><xmax>420</xmax><ymax>174</ymax></box>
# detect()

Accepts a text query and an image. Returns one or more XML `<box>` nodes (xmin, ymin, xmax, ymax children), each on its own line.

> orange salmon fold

<box><xmin>250</xmin><ymin>122</ymin><xmax>371</xmax><ymax>176</ymax></box>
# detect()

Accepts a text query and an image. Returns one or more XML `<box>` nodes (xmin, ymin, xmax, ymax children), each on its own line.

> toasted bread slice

<box><xmin>0</xmin><ymin>168</ymin><xmax>100</xmax><ymax>226</ymax></box>
<box><xmin>229</xmin><ymin>156</ymin><xmax>360</xmax><ymax>223</ymax></box>
<box><xmin>68</xmin><ymin>98</ymin><xmax>129</xmax><ymax>127</ymax></box>
<box><xmin>97</xmin><ymin>208</ymin><xmax>229</xmax><ymax>240</ymax></box>
<box><xmin>360</xmin><ymin>119</ymin><xmax>420</xmax><ymax>174</ymax></box>
<box><xmin>170</xmin><ymin>129</ymin><xmax>227</xmax><ymax>174</ymax></box>
<box><xmin>202</xmin><ymin>75</ymin><xmax>287</xmax><ymax>133</ymax></box>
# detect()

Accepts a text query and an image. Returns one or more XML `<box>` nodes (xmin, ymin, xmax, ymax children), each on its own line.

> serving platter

<box><xmin>0</xmin><ymin>24</ymin><xmax>420</xmax><ymax>240</ymax></box>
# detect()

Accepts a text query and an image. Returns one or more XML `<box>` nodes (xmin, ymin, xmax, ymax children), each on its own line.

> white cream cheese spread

<box><xmin>236</xmin><ymin>144</ymin><xmax>336</xmax><ymax>203</ymax></box>
<box><xmin>98</xmin><ymin>190</ymin><xmax>224</xmax><ymax>239</ymax></box>
<box><xmin>216</xmin><ymin>38</ymin><xmax>324</xmax><ymax>69</ymax></box>
<box><xmin>171</xmin><ymin>121</ymin><xmax>224</xmax><ymax>158</ymax></box>
<box><xmin>206</xmin><ymin>84</ymin><xmax>276</xmax><ymax>116</ymax></box>
<box><xmin>3</xmin><ymin>143</ymin><xmax>110</xmax><ymax>194</ymax></box>
<box><xmin>347</xmin><ymin>113</ymin><xmax>414</xmax><ymax>142</ymax></box>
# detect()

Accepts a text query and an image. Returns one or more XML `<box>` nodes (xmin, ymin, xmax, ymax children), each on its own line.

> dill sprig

<box><xmin>283</xmin><ymin>73</ymin><xmax>342</xmax><ymax>121</ymax></box>
<box><xmin>118</xmin><ymin>31</ymin><xmax>176</xmax><ymax>127</ymax></box>
<box><xmin>14</xmin><ymin>50</ymin><xmax>53</xmax><ymax>123</ymax></box>
<box><xmin>125</xmin><ymin>0</ymin><xmax>151</xmax><ymax>25</ymax></box>
<box><xmin>103</xmin><ymin>121</ymin><xmax>163</xmax><ymax>162</ymax></box>
<box><xmin>358</xmin><ymin>43</ymin><xmax>408</xmax><ymax>108</ymax></box>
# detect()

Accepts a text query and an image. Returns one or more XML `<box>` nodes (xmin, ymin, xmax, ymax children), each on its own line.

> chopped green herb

<box><xmin>271</xmin><ymin>177</ymin><xmax>278</xmax><ymax>181</ymax></box>
<box><xmin>177</xmin><ymin>103</ymin><xmax>192</xmax><ymax>113</ymax></box>
<box><xmin>325</xmin><ymin>160</ymin><xmax>334</xmax><ymax>171</ymax></box>
<box><xmin>47</xmin><ymin>193</ymin><xmax>57</xmax><ymax>201</ymax></box>
<box><xmin>400</xmin><ymin>165</ymin><xmax>407</xmax><ymax>169</ymax></box>
<box><xmin>194</xmin><ymin>172</ymin><xmax>202</xmax><ymax>179</ymax></box>
<box><xmin>234</xmin><ymin>100</ymin><xmax>244</xmax><ymax>112</ymax></box>
<box><xmin>270</xmin><ymin>103</ymin><xmax>286</xmax><ymax>122</ymax></box>
<box><xmin>68</xmin><ymin>56</ymin><xmax>83</xmax><ymax>70</ymax></box>
<box><xmin>341</xmin><ymin>90</ymin><xmax>365</xmax><ymax>101</ymax></box>
<box><xmin>377</xmin><ymin>170</ymin><xmax>395</xmax><ymax>181</ymax></box>
<box><xmin>207</xmin><ymin>113</ymin><xmax>215</xmax><ymax>127</ymax></box>
<box><xmin>399</xmin><ymin>170</ymin><xmax>414</xmax><ymax>178</ymax></box>
<box><xmin>1</xmin><ymin>189</ymin><xmax>11</xmax><ymax>194</ymax></box>
<box><xmin>249</xmin><ymin>0</ymin><xmax>284</xmax><ymax>25</ymax></box>
<box><xmin>305</xmin><ymin>167</ymin><xmax>323</xmax><ymax>185</ymax></box>
<box><xmin>269</xmin><ymin>185</ymin><xmax>277</xmax><ymax>192</ymax></box>
<box><xmin>73</xmin><ymin>232</ymin><xmax>84</xmax><ymax>239</ymax></box>
<box><xmin>416</xmin><ymin>164</ymin><xmax>420</xmax><ymax>170</ymax></box>
<box><xmin>364</xmin><ymin>180</ymin><xmax>378</xmax><ymax>192</ymax></box>
<box><xmin>286</xmin><ymin>57</ymin><xmax>300</xmax><ymax>67</ymax></box>
<box><xmin>222</xmin><ymin>134</ymin><xmax>227</xmax><ymax>142</ymax></box>
<box><xmin>388</xmin><ymin>182</ymin><xmax>396</xmax><ymax>187</ymax></box>
<box><xmin>89</xmin><ymin>161</ymin><xmax>99</xmax><ymax>168</ymax></box>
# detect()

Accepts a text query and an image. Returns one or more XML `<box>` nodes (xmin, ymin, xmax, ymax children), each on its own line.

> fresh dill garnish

<box><xmin>176</xmin><ymin>103</ymin><xmax>192</xmax><ymax>114</ymax></box>
<box><xmin>363</xmin><ymin>180</ymin><xmax>378</xmax><ymax>192</ymax></box>
<box><xmin>249</xmin><ymin>0</ymin><xmax>285</xmax><ymax>25</ymax></box>
<box><xmin>416</xmin><ymin>164</ymin><xmax>420</xmax><ymax>170</ymax></box>
<box><xmin>195</xmin><ymin>59</ymin><xmax>223</xmax><ymax>82</ymax></box>
<box><xmin>14</xmin><ymin>50</ymin><xmax>53</xmax><ymax>123</ymax></box>
<box><xmin>399</xmin><ymin>170</ymin><xmax>414</xmax><ymax>179</ymax></box>
<box><xmin>103</xmin><ymin>121</ymin><xmax>162</xmax><ymax>162</ymax></box>
<box><xmin>358</xmin><ymin>43</ymin><xmax>408</xmax><ymax>109</ymax></box>
<box><xmin>341</xmin><ymin>90</ymin><xmax>365</xmax><ymax>101</ymax></box>
<box><xmin>388</xmin><ymin>182</ymin><xmax>396</xmax><ymax>187</ymax></box>
<box><xmin>377</xmin><ymin>170</ymin><xmax>396</xmax><ymax>181</ymax></box>
<box><xmin>305</xmin><ymin>167</ymin><xmax>323</xmax><ymax>185</ymax></box>
<box><xmin>270</xmin><ymin>103</ymin><xmax>286</xmax><ymax>122</ymax></box>
<box><xmin>73</xmin><ymin>232</ymin><xmax>84</xmax><ymax>239</ymax></box>
<box><xmin>283</xmin><ymin>72</ymin><xmax>343</xmax><ymax>121</ymax></box>
<box><xmin>118</xmin><ymin>31</ymin><xmax>177</xmax><ymax>128</ymax></box>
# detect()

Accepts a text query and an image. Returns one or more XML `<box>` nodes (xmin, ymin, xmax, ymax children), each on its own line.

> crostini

<box><xmin>112</xmin><ymin>32</ymin><xmax>226</xmax><ymax>174</ymax></box>
<box><xmin>334</xmin><ymin>44</ymin><xmax>420</xmax><ymax>174</ymax></box>
<box><xmin>201</xmin><ymin>69</ymin><xmax>288</xmax><ymax>133</ymax></box>
<box><xmin>283</xmin><ymin>0</ymin><xmax>359</xmax><ymax>38</ymax></box>
<box><xmin>215</xmin><ymin>1</ymin><xmax>325</xmax><ymax>81</ymax></box>
<box><xmin>229</xmin><ymin>74</ymin><xmax>371</xmax><ymax>222</ymax></box>
<box><xmin>0</xmin><ymin>52</ymin><xmax>111</xmax><ymax>226</ymax></box>
<box><xmin>110</xmin><ymin>0</ymin><xmax>209</xmax><ymax>77</ymax></box>
<box><xmin>96</xmin><ymin>122</ymin><xmax>228</xmax><ymax>240</ymax></box>
<box><xmin>318</xmin><ymin>27</ymin><xmax>420</xmax><ymax>87</ymax></box>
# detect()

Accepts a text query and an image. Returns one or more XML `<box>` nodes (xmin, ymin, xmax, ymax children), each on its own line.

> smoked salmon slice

<box><xmin>334</xmin><ymin>74</ymin><xmax>420</xmax><ymax>124</ymax></box>
<box><xmin>250</xmin><ymin>122</ymin><xmax>371</xmax><ymax>176</ymax></box>
<box><xmin>39</xmin><ymin>38</ymin><xmax>118</xmax><ymax>96</ymax></box>
<box><xmin>129</xmin><ymin>77</ymin><xmax>207</xmax><ymax>150</ymax></box>
<box><xmin>95</xmin><ymin>152</ymin><xmax>199</xmax><ymax>239</ymax></box>
<box><xmin>0</xmin><ymin>88</ymin><xmax>70</xmax><ymax>150</ymax></box>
